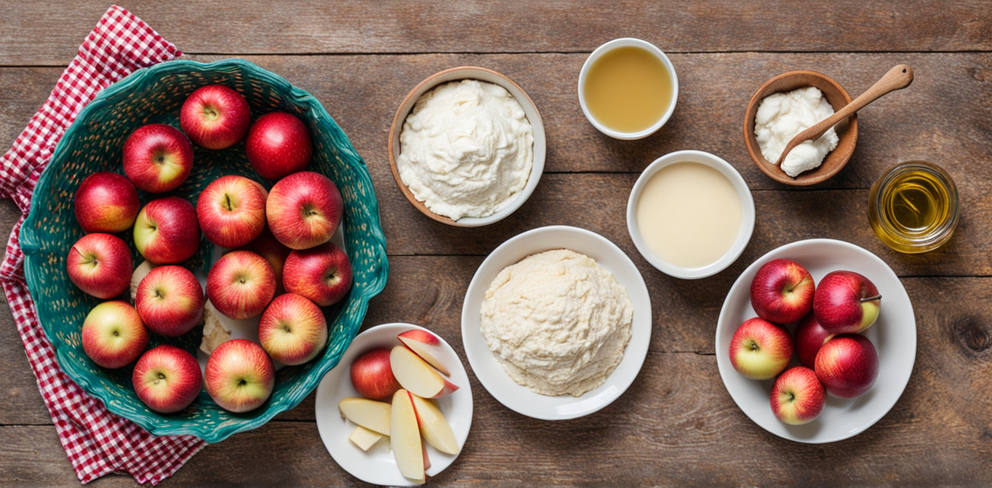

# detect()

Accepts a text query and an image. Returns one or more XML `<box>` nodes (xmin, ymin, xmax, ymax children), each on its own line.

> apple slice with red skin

<box><xmin>389</xmin><ymin>346</ymin><xmax>458</xmax><ymax>399</ymax></box>
<box><xmin>398</xmin><ymin>329</ymin><xmax>451</xmax><ymax>376</ymax></box>
<box><xmin>390</xmin><ymin>389</ymin><xmax>425</xmax><ymax>483</ymax></box>
<box><xmin>410</xmin><ymin>394</ymin><xmax>459</xmax><ymax>455</ymax></box>
<box><xmin>338</xmin><ymin>397</ymin><xmax>391</xmax><ymax>435</ymax></box>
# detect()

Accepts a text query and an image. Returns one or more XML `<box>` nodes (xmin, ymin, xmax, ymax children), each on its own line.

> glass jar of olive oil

<box><xmin>867</xmin><ymin>161</ymin><xmax>959</xmax><ymax>253</ymax></box>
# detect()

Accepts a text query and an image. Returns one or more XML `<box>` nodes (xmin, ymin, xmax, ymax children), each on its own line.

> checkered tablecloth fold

<box><xmin>0</xmin><ymin>5</ymin><xmax>206</xmax><ymax>485</ymax></box>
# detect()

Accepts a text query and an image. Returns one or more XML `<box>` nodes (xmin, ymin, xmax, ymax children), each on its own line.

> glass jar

<box><xmin>867</xmin><ymin>161</ymin><xmax>959</xmax><ymax>254</ymax></box>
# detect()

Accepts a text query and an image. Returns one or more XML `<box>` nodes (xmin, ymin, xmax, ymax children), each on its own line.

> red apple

<box><xmin>122</xmin><ymin>124</ymin><xmax>194</xmax><ymax>193</ymax></box>
<box><xmin>794</xmin><ymin>312</ymin><xmax>836</xmax><ymax>369</ymax></box>
<box><xmin>180</xmin><ymin>84</ymin><xmax>252</xmax><ymax>150</ymax></box>
<box><xmin>74</xmin><ymin>172</ymin><xmax>141</xmax><ymax>234</ymax></box>
<box><xmin>133</xmin><ymin>197</ymin><xmax>201</xmax><ymax>265</ymax></box>
<box><xmin>245</xmin><ymin>112</ymin><xmax>312</xmax><ymax>180</ymax></box>
<box><xmin>283</xmin><ymin>242</ymin><xmax>353</xmax><ymax>307</ymax></box>
<box><xmin>135</xmin><ymin>265</ymin><xmax>205</xmax><ymax>337</ymax></box>
<box><xmin>206</xmin><ymin>250</ymin><xmax>276</xmax><ymax>319</ymax></box>
<box><xmin>265</xmin><ymin>171</ymin><xmax>343</xmax><ymax>250</ymax></box>
<box><xmin>728</xmin><ymin>317</ymin><xmax>793</xmax><ymax>380</ymax></box>
<box><xmin>67</xmin><ymin>233</ymin><xmax>133</xmax><ymax>299</ymax></box>
<box><xmin>770</xmin><ymin>366</ymin><xmax>825</xmax><ymax>425</ymax></box>
<box><xmin>204</xmin><ymin>338</ymin><xmax>275</xmax><ymax>413</ymax></box>
<box><xmin>81</xmin><ymin>300</ymin><xmax>148</xmax><ymax>369</ymax></box>
<box><xmin>398</xmin><ymin>329</ymin><xmax>450</xmax><ymax>376</ymax></box>
<box><xmin>750</xmin><ymin>258</ymin><xmax>815</xmax><ymax>324</ymax></box>
<box><xmin>350</xmin><ymin>348</ymin><xmax>401</xmax><ymax>400</ymax></box>
<box><xmin>240</xmin><ymin>227</ymin><xmax>291</xmax><ymax>295</ymax></box>
<box><xmin>196</xmin><ymin>175</ymin><xmax>268</xmax><ymax>248</ymax></box>
<box><xmin>132</xmin><ymin>344</ymin><xmax>203</xmax><ymax>413</ymax></box>
<box><xmin>813</xmin><ymin>271</ymin><xmax>882</xmax><ymax>334</ymax></box>
<box><xmin>815</xmin><ymin>334</ymin><xmax>879</xmax><ymax>398</ymax></box>
<box><xmin>257</xmin><ymin>293</ymin><xmax>327</xmax><ymax>365</ymax></box>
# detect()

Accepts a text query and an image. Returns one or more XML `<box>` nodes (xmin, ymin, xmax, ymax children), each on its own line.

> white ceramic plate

<box><xmin>461</xmin><ymin>225</ymin><xmax>652</xmax><ymax>420</ymax></box>
<box><xmin>315</xmin><ymin>323</ymin><xmax>473</xmax><ymax>485</ymax></box>
<box><xmin>715</xmin><ymin>239</ymin><xmax>916</xmax><ymax>443</ymax></box>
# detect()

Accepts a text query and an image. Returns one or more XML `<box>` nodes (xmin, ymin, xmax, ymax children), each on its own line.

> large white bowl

<box><xmin>715</xmin><ymin>239</ymin><xmax>916</xmax><ymax>443</ymax></box>
<box><xmin>626</xmin><ymin>150</ymin><xmax>755</xmax><ymax>279</ymax></box>
<box><xmin>461</xmin><ymin>226</ymin><xmax>652</xmax><ymax>420</ymax></box>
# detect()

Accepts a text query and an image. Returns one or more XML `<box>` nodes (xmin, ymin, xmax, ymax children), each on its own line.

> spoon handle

<box><xmin>775</xmin><ymin>64</ymin><xmax>914</xmax><ymax>167</ymax></box>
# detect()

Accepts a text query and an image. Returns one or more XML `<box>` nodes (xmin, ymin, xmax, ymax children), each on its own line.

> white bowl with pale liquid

<box><xmin>626</xmin><ymin>150</ymin><xmax>755</xmax><ymax>279</ymax></box>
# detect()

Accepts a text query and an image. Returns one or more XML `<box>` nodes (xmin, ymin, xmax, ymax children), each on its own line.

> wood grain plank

<box><xmin>2</xmin><ymin>1</ymin><xmax>992</xmax><ymax>66</ymax></box>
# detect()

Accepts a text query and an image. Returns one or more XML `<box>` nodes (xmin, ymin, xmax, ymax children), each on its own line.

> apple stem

<box><xmin>861</xmin><ymin>294</ymin><xmax>882</xmax><ymax>303</ymax></box>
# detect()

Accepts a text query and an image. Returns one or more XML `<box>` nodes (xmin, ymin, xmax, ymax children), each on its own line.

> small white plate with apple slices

<box><xmin>716</xmin><ymin>238</ymin><xmax>916</xmax><ymax>443</ymax></box>
<box><xmin>461</xmin><ymin>225</ymin><xmax>652</xmax><ymax>420</ymax></box>
<box><xmin>315</xmin><ymin>323</ymin><xmax>473</xmax><ymax>485</ymax></box>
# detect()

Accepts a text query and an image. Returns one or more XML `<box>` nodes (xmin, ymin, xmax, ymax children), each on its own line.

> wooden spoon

<box><xmin>774</xmin><ymin>64</ymin><xmax>914</xmax><ymax>169</ymax></box>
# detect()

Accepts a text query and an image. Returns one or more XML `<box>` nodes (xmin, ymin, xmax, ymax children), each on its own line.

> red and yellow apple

<box><xmin>245</xmin><ymin>112</ymin><xmax>312</xmax><ymax>180</ymax></box>
<box><xmin>132</xmin><ymin>344</ymin><xmax>203</xmax><ymax>413</ymax></box>
<box><xmin>750</xmin><ymin>258</ymin><xmax>815</xmax><ymax>324</ymax></box>
<box><xmin>204</xmin><ymin>339</ymin><xmax>275</xmax><ymax>413</ymax></box>
<box><xmin>815</xmin><ymin>334</ymin><xmax>879</xmax><ymax>398</ymax></box>
<box><xmin>196</xmin><ymin>175</ymin><xmax>268</xmax><ymax>248</ymax></box>
<box><xmin>265</xmin><ymin>171</ymin><xmax>342</xmax><ymax>250</ymax></box>
<box><xmin>728</xmin><ymin>317</ymin><xmax>793</xmax><ymax>380</ymax></box>
<box><xmin>257</xmin><ymin>293</ymin><xmax>327</xmax><ymax>365</ymax></box>
<box><xmin>133</xmin><ymin>197</ymin><xmax>201</xmax><ymax>265</ymax></box>
<box><xmin>283</xmin><ymin>242</ymin><xmax>353</xmax><ymax>307</ymax></box>
<box><xmin>390</xmin><ymin>345</ymin><xmax>458</xmax><ymax>399</ymax></box>
<box><xmin>73</xmin><ymin>172</ymin><xmax>141</xmax><ymax>234</ymax></box>
<box><xmin>180</xmin><ymin>84</ymin><xmax>251</xmax><ymax>150</ymax></box>
<box><xmin>81</xmin><ymin>300</ymin><xmax>148</xmax><ymax>369</ymax></box>
<box><xmin>67</xmin><ymin>233</ymin><xmax>133</xmax><ymax>299</ymax></box>
<box><xmin>350</xmin><ymin>347</ymin><xmax>402</xmax><ymax>401</ymax></box>
<box><xmin>135</xmin><ymin>265</ymin><xmax>205</xmax><ymax>337</ymax></box>
<box><xmin>206</xmin><ymin>250</ymin><xmax>276</xmax><ymax>319</ymax></box>
<box><xmin>813</xmin><ymin>270</ymin><xmax>882</xmax><ymax>334</ymax></box>
<box><xmin>794</xmin><ymin>312</ymin><xmax>835</xmax><ymax>369</ymax></box>
<box><xmin>122</xmin><ymin>124</ymin><xmax>194</xmax><ymax>193</ymax></box>
<box><xmin>770</xmin><ymin>366</ymin><xmax>825</xmax><ymax>425</ymax></box>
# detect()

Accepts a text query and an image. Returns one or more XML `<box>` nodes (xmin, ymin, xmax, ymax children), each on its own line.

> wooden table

<box><xmin>2</xmin><ymin>1</ymin><xmax>991</xmax><ymax>485</ymax></box>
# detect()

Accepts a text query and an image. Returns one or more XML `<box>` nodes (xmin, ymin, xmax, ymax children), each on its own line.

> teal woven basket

<box><xmin>20</xmin><ymin>59</ymin><xmax>388</xmax><ymax>442</ymax></box>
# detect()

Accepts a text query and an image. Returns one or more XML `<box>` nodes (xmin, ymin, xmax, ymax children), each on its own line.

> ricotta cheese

<box><xmin>754</xmin><ymin>86</ymin><xmax>839</xmax><ymax>178</ymax></box>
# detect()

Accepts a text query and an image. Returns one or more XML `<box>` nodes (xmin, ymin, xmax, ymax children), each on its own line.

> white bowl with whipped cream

<box><xmin>389</xmin><ymin>67</ymin><xmax>546</xmax><ymax>227</ymax></box>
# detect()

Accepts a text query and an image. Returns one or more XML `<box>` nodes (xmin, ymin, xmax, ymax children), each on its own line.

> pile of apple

<box><xmin>67</xmin><ymin>84</ymin><xmax>354</xmax><ymax>414</ymax></box>
<box><xmin>729</xmin><ymin>259</ymin><xmax>882</xmax><ymax>425</ymax></box>
<box><xmin>339</xmin><ymin>330</ymin><xmax>461</xmax><ymax>484</ymax></box>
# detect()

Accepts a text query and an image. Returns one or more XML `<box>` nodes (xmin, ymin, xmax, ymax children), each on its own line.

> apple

<box><xmin>67</xmin><ymin>233</ymin><xmax>133</xmax><ymax>299</ymax></box>
<box><xmin>349</xmin><ymin>425</ymin><xmax>384</xmax><ymax>451</ymax></box>
<box><xmin>283</xmin><ymin>242</ymin><xmax>353</xmax><ymax>307</ymax></box>
<box><xmin>204</xmin><ymin>338</ymin><xmax>275</xmax><ymax>412</ymax></box>
<box><xmin>245</xmin><ymin>112</ymin><xmax>313</xmax><ymax>180</ymax></box>
<box><xmin>241</xmin><ymin>227</ymin><xmax>291</xmax><ymax>295</ymax></box>
<box><xmin>398</xmin><ymin>329</ymin><xmax>450</xmax><ymax>376</ymax></box>
<box><xmin>132</xmin><ymin>344</ymin><xmax>203</xmax><ymax>413</ymax></box>
<box><xmin>73</xmin><ymin>172</ymin><xmax>141</xmax><ymax>234</ymax></box>
<box><xmin>728</xmin><ymin>317</ymin><xmax>793</xmax><ymax>380</ymax></box>
<box><xmin>338</xmin><ymin>396</ymin><xmax>391</xmax><ymax>435</ymax></box>
<box><xmin>180</xmin><ymin>84</ymin><xmax>251</xmax><ymax>150</ymax></box>
<box><xmin>81</xmin><ymin>300</ymin><xmax>148</xmax><ymax>369</ymax></box>
<box><xmin>135</xmin><ymin>265</ymin><xmax>205</xmax><ymax>337</ymax></box>
<box><xmin>794</xmin><ymin>312</ymin><xmax>836</xmax><ymax>369</ymax></box>
<box><xmin>206</xmin><ymin>250</ymin><xmax>276</xmax><ymax>319</ymax></box>
<box><xmin>122</xmin><ymin>124</ymin><xmax>194</xmax><ymax>193</ymax></box>
<box><xmin>814</xmin><ymin>270</ymin><xmax>882</xmax><ymax>334</ymax></box>
<box><xmin>350</xmin><ymin>348</ymin><xmax>402</xmax><ymax>400</ymax></box>
<box><xmin>265</xmin><ymin>171</ymin><xmax>343</xmax><ymax>250</ymax></box>
<box><xmin>390</xmin><ymin>389</ymin><xmax>426</xmax><ymax>483</ymax></box>
<box><xmin>815</xmin><ymin>334</ymin><xmax>879</xmax><ymax>398</ymax></box>
<box><xmin>196</xmin><ymin>175</ymin><xmax>268</xmax><ymax>248</ymax></box>
<box><xmin>770</xmin><ymin>366</ymin><xmax>826</xmax><ymax>425</ymax></box>
<box><xmin>133</xmin><ymin>197</ymin><xmax>201</xmax><ymax>265</ymax></box>
<box><xmin>389</xmin><ymin>345</ymin><xmax>459</xmax><ymax>399</ymax></box>
<box><xmin>257</xmin><ymin>293</ymin><xmax>327</xmax><ymax>365</ymax></box>
<box><xmin>410</xmin><ymin>394</ymin><xmax>459</xmax><ymax>455</ymax></box>
<box><xmin>750</xmin><ymin>258</ymin><xmax>815</xmax><ymax>324</ymax></box>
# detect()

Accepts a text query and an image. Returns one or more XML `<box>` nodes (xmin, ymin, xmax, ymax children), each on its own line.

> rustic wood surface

<box><xmin>1</xmin><ymin>1</ymin><xmax>991</xmax><ymax>486</ymax></box>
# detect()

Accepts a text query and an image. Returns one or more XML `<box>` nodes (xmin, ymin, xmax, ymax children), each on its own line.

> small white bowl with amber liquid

<box><xmin>868</xmin><ymin>161</ymin><xmax>959</xmax><ymax>253</ymax></box>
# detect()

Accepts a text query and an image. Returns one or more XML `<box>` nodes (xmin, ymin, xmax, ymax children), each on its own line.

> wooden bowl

<box><xmin>388</xmin><ymin>66</ymin><xmax>546</xmax><ymax>227</ymax></box>
<box><xmin>744</xmin><ymin>70</ymin><xmax>858</xmax><ymax>186</ymax></box>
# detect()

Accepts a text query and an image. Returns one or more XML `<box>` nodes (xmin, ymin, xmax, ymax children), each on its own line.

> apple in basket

<box><xmin>814</xmin><ymin>271</ymin><xmax>882</xmax><ymax>334</ymax></box>
<box><xmin>180</xmin><ymin>84</ymin><xmax>252</xmax><ymax>150</ymax></box>
<box><xmin>196</xmin><ymin>175</ymin><xmax>268</xmax><ymax>248</ymax></box>
<box><xmin>728</xmin><ymin>317</ymin><xmax>793</xmax><ymax>380</ymax></box>
<box><xmin>266</xmin><ymin>171</ymin><xmax>342</xmax><ymax>250</ymax></box>
<box><xmin>205</xmin><ymin>338</ymin><xmax>275</xmax><ymax>413</ymax></box>
<box><xmin>283</xmin><ymin>242</ymin><xmax>353</xmax><ymax>307</ymax></box>
<box><xmin>770</xmin><ymin>366</ymin><xmax>825</xmax><ymax>425</ymax></box>
<box><xmin>66</xmin><ymin>233</ymin><xmax>133</xmax><ymax>299</ymax></box>
<box><xmin>246</xmin><ymin>112</ymin><xmax>313</xmax><ymax>180</ymax></box>
<box><xmin>241</xmin><ymin>227</ymin><xmax>291</xmax><ymax>295</ymax></box>
<box><xmin>133</xmin><ymin>197</ymin><xmax>201</xmax><ymax>265</ymax></box>
<box><xmin>132</xmin><ymin>344</ymin><xmax>203</xmax><ymax>414</ymax></box>
<box><xmin>73</xmin><ymin>171</ymin><xmax>141</xmax><ymax>234</ymax></box>
<box><xmin>750</xmin><ymin>258</ymin><xmax>815</xmax><ymax>324</ymax></box>
<box><xmin>257</xmin><ymin>292</ymin><xmax>328</xmax><ymax>365</ymax></box>
<box><xmin>81</xmin><ymin>300</ymin><xmax>148</xmax><ymax>369</ymax></box>
<box><xmin>122</xmin><ymin>124</ymin><xmax>194</xmax><ymax>193</ymax></box>
<box><xmin>206</xmin><ymin>250</ymin><xmax>276</xmax><ymax>319</ymax></box>
<box><xmin>135</xmin><ymin>265</ymin><xmax>205</xmax><ymax>337</ymax></box>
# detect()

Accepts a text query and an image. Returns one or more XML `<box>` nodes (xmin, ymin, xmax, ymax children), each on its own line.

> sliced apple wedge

<box><xmin>348</xmin><ymin>425</ymin><xmax>384</xmax><ymax>451</ymax></box>
<box><xmin>338</xmin><ymin>397</ymin><xmax>390</xmax><ymax>435</ymax></box>
<box><xmin>390</xmin><ymin>389</ymin><xmax>425</xmax><ymax>483</ymax></box>
<box><xmin>398</xmin><ymin>329</ymin><xmax>451</xmax><ymax>376</ymax></box>
<box><xmin>410</xmin><ymin>394</ymin><xmax>459</xmax><ymax>455</ymax></box>
<box><xmin>422</xmin><ymin>437</ymin><xmax>431</xmax><ymax>471</ymax></box>
<box><xmin>390</xmin><ymin>346</ymin><xmax>458</xmax><ymax>399</ymax></box>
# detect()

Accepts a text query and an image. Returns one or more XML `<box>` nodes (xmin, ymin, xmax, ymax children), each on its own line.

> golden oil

<box><xmin>868</xmin><ymin>161</ymin><xmax>958</xmax><ymax>253</ymax></box>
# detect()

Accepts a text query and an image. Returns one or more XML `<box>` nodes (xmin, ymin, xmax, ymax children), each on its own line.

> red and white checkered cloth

<box><xmin>0</xmin><ymin>5</ymin><xmax>206</xmax><ymax>485</ymax></box>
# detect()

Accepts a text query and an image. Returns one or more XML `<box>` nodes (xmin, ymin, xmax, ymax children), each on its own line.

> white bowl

<box><xmin>315</xmin><ymin>323</ymin><xmax>473</xmax><ymax>485</ymax></box>
<box><xmin>626</xmin><ymin>150</ymin><xmax>755</xmax><ymax>279</ymax></box>
<box><xmin>461</xmin><ymin>226</ymin><xmax>652</xmax><ymax>420</ymax></box>
<box><xmin>388</xmin><ymin>66</ymin><xmax>546</xmax><ymax>227</ymax></box>
<box><xmin>577</xmin><ymin>38</ymin><xmax>679</xmax><ymax>140</ymax></box>
<box><xmin>715</xmin><ymin>239</ymin><xmax>916</xmax><ymax>443</ymax></box>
